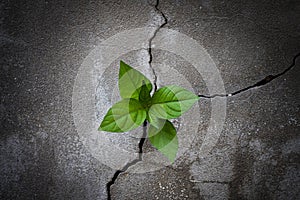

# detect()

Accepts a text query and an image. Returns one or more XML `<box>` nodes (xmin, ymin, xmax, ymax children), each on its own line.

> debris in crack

<box><xmin>198</xmin><ymin>52</ymin><xmax>300</xmax><ymax>98</ymax></box>
<box><xmin>106</xmin><ymin>121</ymin><xmax>147</xmax><ymax>200</ymax></box>
<box><xmin>148</xmin><ymin>0</ymin><xmax>168</xmax><ymax>92</ymax></box>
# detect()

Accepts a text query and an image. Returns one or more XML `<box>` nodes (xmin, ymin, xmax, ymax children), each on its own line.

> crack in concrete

<box><xmin>148</xmin><ymin>0</ymin><xmax>168</xmax><ymax>91</ymax></box>
<box><xmin>106</xmin><ymin>122</ymin><xmax>147</xmax><ymax>200</ymax></box>
<box><xmin>106</xmin><ymin>1</ymin><xmax>168</xmax><ymax>199</ymax></box>
<box><xmin>198</xmin><ymin>52</ymin><xmax>300</xmax><ymax>98</ymax></box>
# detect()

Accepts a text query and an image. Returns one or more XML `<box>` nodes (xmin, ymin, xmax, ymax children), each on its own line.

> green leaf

<box><xmin>99</xmin><ymin>98</ymin><xmax>146</xmax><ymax>132</ymax></box>
<box><xmin>139</xmin><ymin>80</ymin><xmax>152</xmax><ymax>107</ymax></box>
<box><xmin>149</xmin><ymin>85</ymin><xmax>199</xmax><ymax>120</ymax></box>
<box><xmin>119</xmin><ymin>61</ymin><xmax>153</xmax><ymax>100</ymax></box>
<box><xmin>148</xmin><ymin>119</ymin><xmax>178</xmax><ymax>163</ymax></box>
<box><xmin>148</xmin><ymin>113</ymin><xmax>162</xmax><ymax>129</ymax></box>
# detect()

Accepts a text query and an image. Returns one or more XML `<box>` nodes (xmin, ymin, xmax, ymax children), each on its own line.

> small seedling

<box><xmin>98</xmin><ymin>61</ymin><xmax>199</xmax><ymax>162</ymax></box>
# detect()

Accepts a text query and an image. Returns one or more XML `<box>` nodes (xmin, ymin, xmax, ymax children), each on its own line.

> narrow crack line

<box><xmin>148</xmin><ymin>0</ymin><xmax>168</xmax><ymax>92</ymax></box>
<box><xmin>106</xmin><ymin>121</ymin><xmax>147</xmax><ymax>200</ymax></box>
<box><xmin>198</xmin><ymin>52</ymin><xmax>300</xmax><ymax>98</ymax></box>
<box><xmin>106</xmin><ymin>2</ymin><xmax>167</xmax><ymax>198</ymax></box>
<box><xmin>138</xmin><ymin>121</ymin><xmax>148</xmax><ymax>159</ymax></box>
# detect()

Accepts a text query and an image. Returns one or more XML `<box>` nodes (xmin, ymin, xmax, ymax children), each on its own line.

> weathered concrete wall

<box><xmin>1</xmin><ymin>0</ymin><xmax>299</xmax><ymax>199</ymax></box>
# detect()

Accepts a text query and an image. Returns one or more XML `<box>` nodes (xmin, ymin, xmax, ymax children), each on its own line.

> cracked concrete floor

<box><xmin>1</xmin><ymin>0</ymin><xmax>300</xmax><ymax>199</ymax></box>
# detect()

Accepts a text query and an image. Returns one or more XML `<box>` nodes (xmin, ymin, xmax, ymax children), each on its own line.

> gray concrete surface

<box><xmin>1</xmin><ymin>0</ymin><xmax>299</xmax><ymax>199</ymax></box>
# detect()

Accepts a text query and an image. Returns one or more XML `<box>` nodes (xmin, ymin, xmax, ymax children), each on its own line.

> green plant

<box><xmin>98</xmin><ymin>61</ymin><xmax>199</xmax><ymax>162</ymax></box>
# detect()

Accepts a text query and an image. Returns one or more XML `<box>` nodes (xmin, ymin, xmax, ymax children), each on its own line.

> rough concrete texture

<box><xmin>1</xmin><ymin>0</ymin><xmax>299</xmax><ymax>200</ymax></box>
